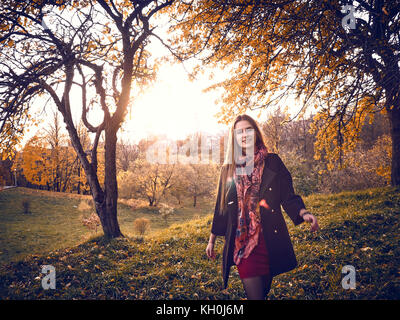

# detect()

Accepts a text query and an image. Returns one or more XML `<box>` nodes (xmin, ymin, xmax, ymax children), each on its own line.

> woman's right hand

<box><xmin>206</xmin><ymin>242</ymin><xmax>216</xmax><ymax>260</ymax></box>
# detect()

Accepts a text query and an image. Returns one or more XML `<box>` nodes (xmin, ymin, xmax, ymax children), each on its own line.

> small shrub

<box><xmin>133</xmin><ymin>217</ymin><xmax>150</xmax><ymax>236</ymax></box>
<box><xmin>78</xmin><ymin>199</ymin><xmax>92</xmax><ymax>212</ymax></box>
<box><xmin>82</xmin><ymin>212</ymin><xmax>101</xmax><ymax>233</ymax></box>
<box><xmin>159</xmin><ymin>203</ymin><xmax>175</xmax><ymax>225</ymax></box>
<box><xmin>22</xmin><ymin>199</ymin><xmax>31</xmax><ymax>214</ymax></box>
<box><xmin>87</xmin><ymin>198</ymin><xmax>94</xmax><ymax>207</ymax></box>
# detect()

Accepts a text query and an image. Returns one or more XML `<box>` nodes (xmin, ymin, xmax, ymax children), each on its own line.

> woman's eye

<box><xmin>235</xmin><ymin>128</ymin><xmax>253</xmax><ymax>135</ymax></box>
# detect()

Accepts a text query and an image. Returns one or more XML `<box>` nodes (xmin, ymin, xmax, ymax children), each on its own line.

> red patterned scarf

<box><xmin>233</xmin><ymin>144</ymin><xmax>268</xmax><ymax>266</ymax></box>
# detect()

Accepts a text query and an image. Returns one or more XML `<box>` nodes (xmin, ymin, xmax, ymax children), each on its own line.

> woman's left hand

<box><xmin>302</xmin><ymin>212</ymin><xmax>319</xmax><ymax>232</ymax></box>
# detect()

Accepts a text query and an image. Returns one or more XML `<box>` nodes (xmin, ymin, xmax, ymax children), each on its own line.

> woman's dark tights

<box><xmin>241</xmin><ymin>274</ymin><xmax>272</xmax><ymax>300</ymax></box>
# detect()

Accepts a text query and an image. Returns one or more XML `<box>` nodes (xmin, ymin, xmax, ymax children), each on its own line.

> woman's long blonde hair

<box><xmin>216</xmin><ymin>114</ymin><xmax>269</xmax><ymax>215</ymax></box>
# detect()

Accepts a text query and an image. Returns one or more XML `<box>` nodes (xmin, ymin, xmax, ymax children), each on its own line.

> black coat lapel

<box><xmin>258</xmin><ymin>159</ymin><xmax>277</xmax><ymax>198</ymax></box>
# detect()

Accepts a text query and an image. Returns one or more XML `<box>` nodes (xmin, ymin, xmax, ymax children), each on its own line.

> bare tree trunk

<box><xmin>193</xmin><ymin>194</ymin><xmax>197</xmax><ymax>207</ymax></box>
<box><xmin>65</xmin><ymin>115</ymin><xmax>122</xmax><ymax>238</ymax></box>
<box><xmin>100</xmin><ymin>126</ymin><xmax>123</xmax><ymax>238</ymax></box>
<box><xmin>388</xmin><ymin>106</ymin><xmax>400</xmax><ymax>186</ymax></box>
<box><xmin>77</xmin><ymin>164</ymin><xmax>81</xmax><ymax>195</ymax></box>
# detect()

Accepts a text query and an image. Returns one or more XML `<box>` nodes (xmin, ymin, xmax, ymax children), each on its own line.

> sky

<box><xmin>120</xmin><ymin>62</ymin><xmax>228</xmax><ymax>144</ymax></box>
<box><xmin>22</xmin><ymin>19</ymin><xmax>314</xmax><ymax>148</ymax></box>
<box><xmin>26</xmin><ymin>60</ymin><xmax>230</xmax><ymax>145</ymax></box>
<box><xmin>24</xmin><ymin>57</ymin><xmax>312</xmax><ymax>149</ymax></box>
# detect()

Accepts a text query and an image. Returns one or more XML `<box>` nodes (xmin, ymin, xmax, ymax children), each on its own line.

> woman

<box><xmin>206</xmin><ymin>114</ymin><xmax>319</xmax><ymax>300</ymax></box>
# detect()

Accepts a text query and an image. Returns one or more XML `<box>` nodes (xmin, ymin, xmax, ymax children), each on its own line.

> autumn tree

<box><xmin>42</xmin><ymin>109</ymin><xmax>76</xmax><ymax>192</ymax></box>
<box><xmin>0</xmin><ymin>0</ymin><xmax>175</xmax><ymax>238</ymax></box>
<box><xmin>186</xmin><ymin>162</ymin><xmax>219</xmax><ymax>207</ymax></box>
<box><xmin>170</xmin><ymin>0</ymin><xmax>400</xmax><ymax>186</ymax></box>
<box><xmin>13</xmin><ymin>135</ymin><xmax>53</xmax><ymax>188</ymax></box>
<box><xmin>131</xmin><ymin>161</ymin><xmax>175</xmax><ymax>206</ymax></box>
<box><xmin>261</xmin><ymin>106</ymin><xmax>290</xmax><ymax>154</ymax></box>
<box><xmin>175</xmin><ymin>131</ymin><xmax>221</xmax><ymax>207</ymax></box>
<box><xmin>166</xmin><ymin>162</ymin><xmax>189</xmax><ymax>205</ymax></box>
<box><xmin>276</xmin><ymin>114</ymin><xmax>316</xmax><ymax>161</ymax></box>
<box><xmin>0</xmin><ymin>158</ymin><xmax>13</xmax><ymax>186</ymax></box>
<box><xmin>12</xmin><ymin>129</ymin><xmax>79</xmax><ymax>192</ymax></box>
<box><xmin>9</xmin><ymin>110</ymin><xmax>91</xmax><ymax>193</ymax></box>
<box><xmin>0</xmin><ymin>111</ymin><xmax>29</xmax><ymax>161</ymax></box>
<box><xmin>116</xmin><ymin>138</ymin><xmax>139</xmax><ymax>172</ymax></box>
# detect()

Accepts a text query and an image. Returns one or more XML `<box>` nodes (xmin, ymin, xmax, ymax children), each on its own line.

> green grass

<box><xmin>0</xmin><ymin>187</ymin><xmax>212</xmax><ymax>265</ymax></box>
<box><xmin>0</xmin><ymin>185</ymin><xmax>399</xmax><ymax>299</ymax></box>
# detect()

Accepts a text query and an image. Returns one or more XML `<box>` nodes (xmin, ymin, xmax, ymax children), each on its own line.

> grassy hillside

<box><xmin>0</xmin><ymin>186</ymin><xmax>399</xmax><ymax>299</ymax></box>
<box><xmin>0</xmin><ymin>187</ymin><xmax>212</xmax><ymax>265</ymax></box>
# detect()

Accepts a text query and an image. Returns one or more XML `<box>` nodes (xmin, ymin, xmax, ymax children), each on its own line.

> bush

<box><xmin>22</xmin><ymin>199</ymin><xmax>31</xmax><ymax>214</ymax></box>
<box><xmin>159</xmin><ymin>203</ymin><xmax>175</xmax><ymax>225</ymax></box>
<box><xmin>280</xmin><ymin>151</ymin><xmax>320</xmax><ymax>196</ymax></box>
<box><xmin>81</xmin><ymin>212</ymin><xmax>101</xmax><ymax>233</ymax></box>
<box><xmin>133</xmin><ymin>217</ymin><xmax>150</xmax><ymax>236</ymax></box>
<box><xmin>317</xmin><ymin>136</ymin><xmax>391</xmax><ymax>194</ymax></box>
<box><xmin>87</xmin><ymin>198</ymin><xmax>94</xmax><ymax>207</ymax></box>
<box><xmin>78</xmin><ymin>199</ymin><xmax>93</xmax><ymax>212</ymax></box>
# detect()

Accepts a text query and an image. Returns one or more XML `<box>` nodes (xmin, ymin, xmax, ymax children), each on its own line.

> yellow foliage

<box><xmin>372</xmin><ymin>135</ymin><xmax>392</xmax><ymax>183</ymax></box>
<box><xmin>0</xmin><ymin>114</ymin><xmax>26</xmax><ymax>161</ymax></box>
<box><xmin>13</xmin><ymin>136</ymin><xmax>52</xmax><ymax>186</ymax></box>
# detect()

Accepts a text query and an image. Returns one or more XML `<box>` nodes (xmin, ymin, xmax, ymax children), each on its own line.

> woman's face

<box><xmin>234</xmin><ymin>120</ymin><xmax>255</xmax><ymax>152</ymax></box>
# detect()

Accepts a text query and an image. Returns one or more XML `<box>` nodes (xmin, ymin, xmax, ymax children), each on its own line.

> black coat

<box><xmin>211</xmin><ymin>153</ymin><xmax>307</xmax><ymax>289</ymax></box>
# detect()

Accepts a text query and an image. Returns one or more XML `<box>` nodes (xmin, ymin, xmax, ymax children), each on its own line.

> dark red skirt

<box><xmin>236</xmin><ymin>232</ymin><xmax>270</xmax><ymax>279</ymax></box>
